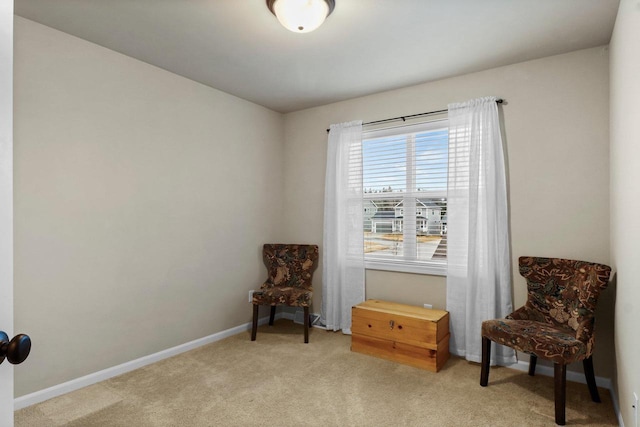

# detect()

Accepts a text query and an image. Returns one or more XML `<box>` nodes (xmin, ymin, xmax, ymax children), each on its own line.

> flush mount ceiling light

<box><xmin>266</xmin><ymin>0</ymin><xmax>335</xmax><ymax>33</ymax></box>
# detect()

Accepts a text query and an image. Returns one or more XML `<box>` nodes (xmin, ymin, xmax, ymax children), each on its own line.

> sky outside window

<box><xmin>363</xmin><ymin>129</ymin><xmax>448</xmax><ymax>193</ymax></box>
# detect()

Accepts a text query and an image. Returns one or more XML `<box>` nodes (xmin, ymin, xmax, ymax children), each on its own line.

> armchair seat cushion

<box><xmin>482</xmin><ymin>319</ymin><xmax>587</xmax><ymax>364</ymax></box>
<box><xmin>252</xmin><ymin>287</ymin><xmax>312</xmax><ymax>307</ymax></box>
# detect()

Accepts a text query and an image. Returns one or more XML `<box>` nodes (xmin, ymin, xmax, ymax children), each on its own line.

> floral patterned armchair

<box><xmin>251</xmin><ymin>244</ymin><xmax>319</xmax><ymax>343</ymax></box>
<box><xmin>480</xmin><ymin>257</ymin><xmax>611</xmax><ymax>425</ymax></box>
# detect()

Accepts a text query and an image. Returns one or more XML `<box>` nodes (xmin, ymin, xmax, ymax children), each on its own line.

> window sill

<box><xmin>365</xmin><ymin>259</ymin><xmax>446</xmax><ymax>276</ymax></box>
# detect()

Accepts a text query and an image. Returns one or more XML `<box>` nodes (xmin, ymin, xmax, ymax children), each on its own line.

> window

<box><xmin>361</xmin><ymin>120</ymin><xmax>448</xmax><ymax>275</ymax></box>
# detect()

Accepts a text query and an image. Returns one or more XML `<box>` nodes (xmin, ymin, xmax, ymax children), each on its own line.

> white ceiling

<box><xmin>15</xmin><ymin>0</ymin><xmax>619</xmax><ymax>113</ymax></box>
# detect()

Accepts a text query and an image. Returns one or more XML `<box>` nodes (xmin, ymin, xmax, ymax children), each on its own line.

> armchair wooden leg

<box><xmin>303</xmin><ymin>306</ymin><xmax>310</xmax><ymax>343</ymax></box>
<box><xmin>529</xmin><ymin>354</ymin><xmax>537</xmax><ymax>376</ymax></box>
<box><xmin>480</xmin><ymin>336</ymin><xmax>491</xmax><ymax>386</ymax></box>
<box><xmin>583</xmin><ymin>356</ymin><xmax>601</xmax><ymax>403</ymax></box>
<box><xmin>251</xmin><ymin>304</ymin><xmax>259</xmax><ymax>341</ymax></box>
<box><xmin>269</xmin><ymin>306</ymin><xmax>276</xmax><ymax>326</ymax></box>
<box><xmin>554</xmin><ymin>363</ymin><xmax>567</xmax><ymax>426</ymax></box>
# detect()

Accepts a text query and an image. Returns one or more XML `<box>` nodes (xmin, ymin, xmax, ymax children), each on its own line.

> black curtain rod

<box><xmin>326</xmin><ymin>98</ymin><xmax>504</xmax><ymax>133</ymax></box>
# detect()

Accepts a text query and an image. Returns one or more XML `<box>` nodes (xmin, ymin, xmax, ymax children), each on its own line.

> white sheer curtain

<box><xmin>446</xmin><ymin>97</ymin><xmax>515</xmax><ymax>365</ymax></box>
<box><xmin>322</xmin><ymin>120</ymin><xmax>365</xmax><ymax>334</ymax></box>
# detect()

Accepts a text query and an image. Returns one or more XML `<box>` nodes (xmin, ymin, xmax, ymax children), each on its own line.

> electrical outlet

<box><xmin>423</xmin><ymin>303</ymin><xmax>433</xmax><ymax>309</ymax></box>
<box><xmin>248</xmin><ymin>290</ymin><xmax>255</xmax><ymax>303</ymax></box>
<box><xmin>633</xmin><ymin>392</ymin><xmax>638</xmax><ymax>427</ymax></box>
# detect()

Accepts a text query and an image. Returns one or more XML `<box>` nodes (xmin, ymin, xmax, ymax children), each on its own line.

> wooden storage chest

<box><xmin>351</xmin><ymin>299</ymin><xmax>450</xmax><ymax>372</ymax></box>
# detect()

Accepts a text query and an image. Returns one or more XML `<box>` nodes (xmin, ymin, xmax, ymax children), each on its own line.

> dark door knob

<box><xmin>0</xmin><ymin>331</ymin><xmax>31</xmax><ymax>365</ymax></box>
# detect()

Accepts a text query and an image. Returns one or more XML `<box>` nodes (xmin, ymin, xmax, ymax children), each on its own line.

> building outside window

<box><xmin>361</xmin><ymin>120</ymin><xmax>448</xmax><ymax>275</ymax></box>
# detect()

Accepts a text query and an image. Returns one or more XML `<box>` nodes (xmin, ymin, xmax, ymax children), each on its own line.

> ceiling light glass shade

<box><xmin>267</xmin><ymin>0</ymin><xmax>335</xmax><ymax>33</ymax></box>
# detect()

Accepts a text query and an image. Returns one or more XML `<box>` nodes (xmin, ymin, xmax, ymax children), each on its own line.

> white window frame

<box><xmin>362</xmin><ymin>120</ymin><xmax>448</xmax><ymax>276</ymax></box>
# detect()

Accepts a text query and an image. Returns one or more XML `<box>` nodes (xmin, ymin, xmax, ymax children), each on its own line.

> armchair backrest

<box><xmin>261</xmin><ymin>244</ymin><xmax>319</xmax><ymax>290</ymax></box>
<box><xmin>518</xmin><ymin>257</ymin><xmax>611</xmax><ymax>344</ymax></box>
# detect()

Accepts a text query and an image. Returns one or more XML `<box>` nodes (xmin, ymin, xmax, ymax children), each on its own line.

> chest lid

<box><xmin>354</xmin><ymin>299</ymin><xmax>448</xmax><ymax>322</ymax></box>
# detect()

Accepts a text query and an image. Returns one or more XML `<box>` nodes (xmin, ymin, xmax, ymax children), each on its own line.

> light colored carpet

<box><xmin>16</xmin><ymin>320</ymin><xmax>618</xmax><ymax>426</ymax></box>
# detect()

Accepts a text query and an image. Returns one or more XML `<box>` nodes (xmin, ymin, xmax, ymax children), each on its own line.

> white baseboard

<box><xmin>617</xmin><ymin>400</ymin><xmax>625</xmax><ymax>427</ymax></box>
<box><xmin>14</xmin><ymin>313</ymin><xmax>279</xmax><ymax>410</ymax></box>
<box><xmin>508</xmin><ymin>360</ymin><xmax>612</xmax><ymax>390</ymax></box>
<box><xmin>612</xmin><ymin>387</ymin><xmax>623</xmax><ymax>427</ymax></box>
<box><xmin>506</xmin><ymin>360</ymin><xmax>621</xmax><ymax>426</ymax></box>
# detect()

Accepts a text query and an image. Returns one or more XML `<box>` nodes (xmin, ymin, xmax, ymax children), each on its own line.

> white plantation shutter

<box><xmin>360</xmin><ymin>120</ymin><xmax>448</xmax><ymax>275</ymax></box>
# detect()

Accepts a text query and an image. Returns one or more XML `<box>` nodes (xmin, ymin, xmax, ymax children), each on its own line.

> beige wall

<box><xmin>282</xmin><ymin>47</ymin><xmax>612</xmax><ymax>377</ymax></box>
<box><xmin>13</xmin><ymin>18</ymin><xmax>284</xmax><ymax>396</ymax></box>
<box><xmin>610</xmin><ymin>1</ymin><xmax>640</xmax><ymax>425</ymax></box>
